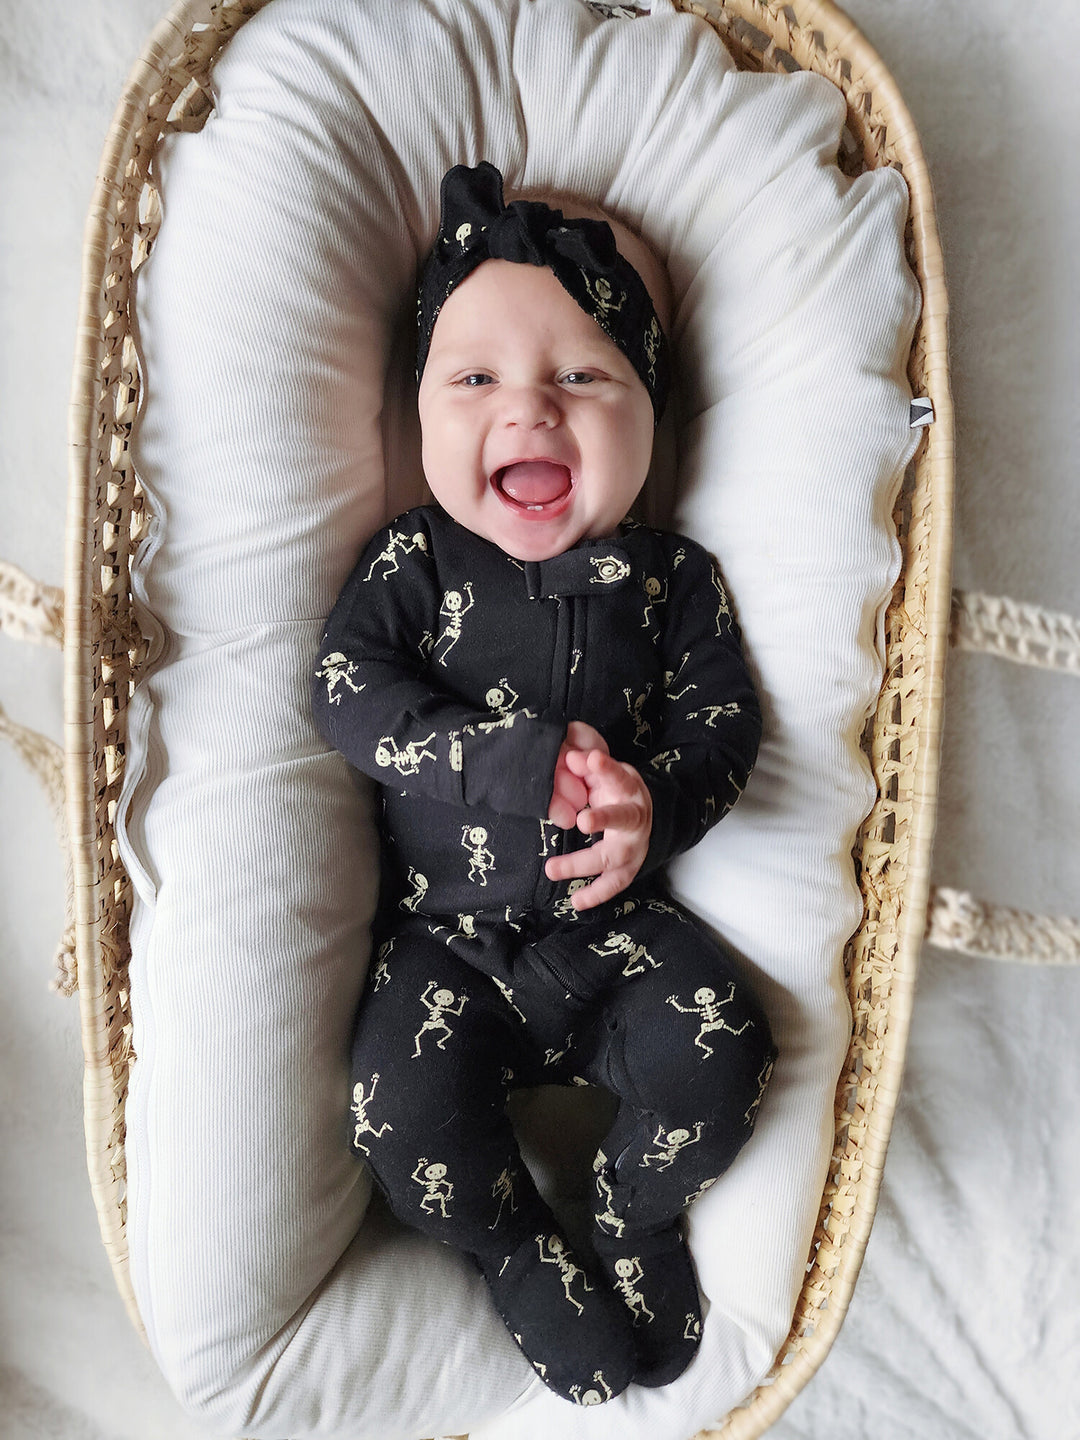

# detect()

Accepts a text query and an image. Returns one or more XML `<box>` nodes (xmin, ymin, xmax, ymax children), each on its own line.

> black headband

<box><xmin>416</xmin><ymin>162</ymin><xmax>670</xmax><ymax>424</ymax></box>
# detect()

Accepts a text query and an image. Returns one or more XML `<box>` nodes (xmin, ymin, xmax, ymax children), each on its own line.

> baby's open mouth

<box><xmin>492</xmin><ymin>461</ymin><xmax>573</xmax><ymax>511</ymax></box>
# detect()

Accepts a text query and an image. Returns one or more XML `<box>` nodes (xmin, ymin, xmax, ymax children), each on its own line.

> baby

<box><xmin>313</xmin><ymin>162</ymin><xmax>775</xmax><ymax>1405</ymax></box>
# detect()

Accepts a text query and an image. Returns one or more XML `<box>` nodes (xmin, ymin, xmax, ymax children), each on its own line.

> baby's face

<box><xmin>417</xmin><ymin>259</ymin><xmax>655</xmax><ymax>562</ymax></box>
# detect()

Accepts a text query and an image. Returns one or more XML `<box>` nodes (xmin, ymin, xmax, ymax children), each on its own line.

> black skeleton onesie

<box><xmin>313</xmin><ymin>502</ymin><xmax>776</xmax><ymax>1397</ymax></box>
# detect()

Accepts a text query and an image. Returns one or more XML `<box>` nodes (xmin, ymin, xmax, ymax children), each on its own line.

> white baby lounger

<box><xmin>66</xmin><ymin>1</ymin><xmax>952</xmax><ymax>1437</ymax></box>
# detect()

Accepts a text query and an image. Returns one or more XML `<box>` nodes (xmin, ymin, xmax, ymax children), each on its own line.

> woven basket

<box><xmin>65</xmin><ymin>0</ymin><xmax>953</xmax><ymax>1434</ymax></box>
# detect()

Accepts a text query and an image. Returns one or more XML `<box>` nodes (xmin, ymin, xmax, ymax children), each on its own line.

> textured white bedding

<box><xmin>1</xmin><ymin>2</ymin><xmax>1077</xmax><ymax>1439</ymax></box>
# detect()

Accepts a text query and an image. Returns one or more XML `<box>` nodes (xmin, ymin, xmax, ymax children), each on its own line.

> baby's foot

<box><xmin>477</xmin><ymin>1230</ymin><xmax>636</xmax><ymax>1404</ymax></box>
<box><xmin>594</xmin><ymin>1221</ymin><xmax>703</xmax><ymax>1387</ymax></box>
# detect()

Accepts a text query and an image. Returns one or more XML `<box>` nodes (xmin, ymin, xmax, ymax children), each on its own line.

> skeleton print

<box><xmin>664</xmin><ymin>651</ymin><xmax>695</xmax><ymax>701</ymax></box>
<box><xmin>543</xmin><ymin>1034</ymin><xmax>573</xmax><ymax>1067</ymax></box>
<box><xmin>375</xmin><ymin>731</ymin><xmax>437</xmax><ymax>777</ymax></box>
<box><xmin>650</xmin><ymin>748</ymin><xmax>681</xmax><ymax>774</ymax></box>
<box><xmin>711</xmin><ymin>568</ymin><xmax>732</xmax><ymax>633</ymax></box>
<box><xmin>593</xmin><ymin>1151</ymin><xmax>626</xmax><ymax>1238</ymax></box>
<box><xmin>372</xmin><ymin>939</ymin><xmax>394</xmax><ymax>990</ymax></box>
<box><xmin>745</xmin><ymin>1054</ymin><xmax>775</xmax><ymax>1126</ymax></box>
<box><xmin>491</xmin><ymin>975</ymin><xmax>527</xmax><ymax>1024</ymax></box>
<box><xmin>624</xmin><ymin>685</ymin><xmax>653</xmax><ymax>746</ymax></box>
<box><xmin>687</xmin><ymin>701</ymin><xmax>743</xmax><ymax>728</ymax></box>
<box><xmin>350</xmin><ymin>1073</ymin><xmax>393</xmax><ymax>1155</ymax></box>
<box><xmin>641</xmin><ymin>574</ymin><xmax>668</xmax><ymax>630</ymax></box>
<box><xmin>316</xmin><ymin>651</ymin><xmax>366</xmax><ymax>707</ymax></box>
<box><xmin>411</xmin><ymin>981</ymin><xmax>468</xmax><ymax>1059</ymax></box>
<box><xmin>588</xmin><ymin>930</ymin><xmax>662</xmax><ymax>978</ymax></box>
<box><xmin>666</xmin><ymin>981</ymin><xmax>750</xmax><ymax>1058</ymax></box>
<box><xmin>553</xmin><ymin>878</ymin><xmax>590</xmax><ymax>919</ymax></box>
<box><xmin>411</xmin><ymin>1157</ymin><xmax>454</xmax><ymax>1218</ymax></box>
<box><xmin>642</xmin><ymin>1122</ymin><xmax>706</xmax><ymax>1172</ymax></box>
<box><xmin>400</xmin><ymin>868</ymin><xmax>429</xmax><ymax>913</ymax></box>
<box><xmin>569</xmin><ymin>1373</ymin><xmax>614</xmax><ymax>1406</ymax></box>
<box><xmin>364</xmin><ymin>528</ymin><xmax>428</xmax><ymax>581</ymax></box>
<box><xmin>428</xmin><ymin>913</ymin><xmax>480</xmax><ymax>945</ymax></box>
<box><xmin>434</xmin><ymin>582</ymin><xmax>475</xmax><ymax>665</ymax></box>
<box><xmin>461</xmin><ymin>824</ymin><xmax>495</xmax><ymax>885</ymax></box>
<box><xmin>580</xmin><ymin>272</ymin><xmax>625</xmax><ymax>322</ymax></box>
<box><xmin>490</xmin><ymin>1167</ymin><xmax>519</xmax><ymax>1229</ymax></box>
<box><xmin>612</xmin><ymin>1256</ymin><xmax>655</xmax><ymax>1324</ymax></box>
<box><xmin>537</xmin><ymin>1233</ymin><xmax>593</xmax><ymax>1316</ymax></box>
<box><xmin>484</xmin><ymin>678</ymin><xmax>520</xmax><ymax>716</ymax></box>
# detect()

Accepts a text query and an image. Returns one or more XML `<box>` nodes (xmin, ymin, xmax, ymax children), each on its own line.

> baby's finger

<box><xmin>576</xmin><ymin>802</ymin><xmax>645</xmax><ymax>836</ymax></box>
<box><xmin>547</xmin><ymin>793</ymin><xmax>578</xmax><ymax>830</ymax></box>
<box><xmin>544</xmin><ymin>846</ymin><xmax>604</xmax><ymax>883</ymax></box>
<box><xmin>563</xmin><ymin>746</ymin><xmax>605</xmax><ymax>779</ymax></box>
<box><xmin>570</xmin><ymin>868</ymin><xmax>633</xmax><ymax>911</ymax></box>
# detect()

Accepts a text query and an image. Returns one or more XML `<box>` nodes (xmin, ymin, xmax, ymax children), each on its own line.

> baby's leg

<box><xmin>579</xmin><ymin>904</ymin><xmax>776</xmax><ymax>1385</ymax></box>
<box><xmin>350</xmin><ymin>928</ymin><xmax>635</xmax><ymax>1402</ymax></box>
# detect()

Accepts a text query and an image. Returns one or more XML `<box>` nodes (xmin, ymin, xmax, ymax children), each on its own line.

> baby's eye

<box><xmin>460</xmin><ymin>372</ymin><xmax>494</xmax><ymax>387</ymax></box>
<box><xmin>561</xmin><ymin>371</ymin><xmax>597</xmax><ymax>386</ymax></box>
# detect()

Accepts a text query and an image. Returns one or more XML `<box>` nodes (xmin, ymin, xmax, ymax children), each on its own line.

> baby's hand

<box><xmin>545</xmin><ymin>743</ymin><xmax>653</xmax><ymax>911</ymax></box>
<box><xmin>547</xmin><ymin>721</ymin><xmax>608</xmax><ymax>830</ymax></box>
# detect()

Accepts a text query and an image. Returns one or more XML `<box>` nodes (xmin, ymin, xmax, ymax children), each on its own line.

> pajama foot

<box><xmin>476</xmin><ymin>1231</ymin><xmax>637</xmax><ymax>1405</ymax></box>
<box><xmin>594</xmin><ymin>1221</ymin><xmax>702</xmax><ymax>1388</ymax></box>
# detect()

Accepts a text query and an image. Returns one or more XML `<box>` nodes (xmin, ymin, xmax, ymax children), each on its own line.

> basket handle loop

<box><xmin>0</xmin><ymin>559</ymin><xmax>77</xmax><ymax>993</ymax></box>
<box><xmin>925</xmin><ymin>587</ymin><xmax>1080</xmax><ymax>966</ymax></box>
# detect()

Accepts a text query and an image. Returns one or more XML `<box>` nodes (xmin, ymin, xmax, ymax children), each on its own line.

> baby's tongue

<box><xmin>498</xmin><ymin>461</ymin><xmax>571</xmax><ymax>506</ymax></box>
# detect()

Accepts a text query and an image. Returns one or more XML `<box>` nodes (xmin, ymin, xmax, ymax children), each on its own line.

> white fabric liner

<box><xmin>120</xmin><ymin>0</ymin><xmax>920</xmax><ymax>1436</ymax></box>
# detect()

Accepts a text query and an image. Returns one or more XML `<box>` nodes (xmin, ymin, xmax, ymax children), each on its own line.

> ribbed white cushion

<box><xmin>122</xmin><ymin>0</ymin><xmax>920</xmax><ymax>1436</ymax></box>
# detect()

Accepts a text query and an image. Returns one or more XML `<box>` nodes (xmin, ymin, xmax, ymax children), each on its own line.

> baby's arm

<box><xmin>638</xmin><ymin>537</ymin><xmax>761</xmax><ymax>873</ymax></box>
<box><xmin>545</xmin><ymin>725</ymin><xmax>653</xmax><ymax>911</ymax></box>
<box><xmin>313</xmin><ymin>516</ymin><xmax>565</xmax><ymax>818</ymax></box>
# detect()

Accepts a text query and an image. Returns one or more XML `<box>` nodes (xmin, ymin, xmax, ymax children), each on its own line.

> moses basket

<box><xmin>64</xmin><ymin>0</ymin><xmax>953</xmax><ymax>1434</ymax></box>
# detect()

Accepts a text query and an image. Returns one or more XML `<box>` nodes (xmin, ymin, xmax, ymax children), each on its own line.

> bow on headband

<box><xmin>416</xmin><ymin>162</ymin><xmax>670</xmax><ymax>424</ymax></box>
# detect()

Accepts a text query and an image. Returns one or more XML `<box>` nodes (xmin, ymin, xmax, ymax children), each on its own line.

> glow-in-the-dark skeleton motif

<box><xmin>641</xmin><ymin>574</ymin><xmax>668</xmax><ymax>630</ymax></box>
<box><xmin>375</xmin><ymin>731</ymin><xmax>437</xmax><ymax>777</ymax></box>
<box><xmin>592</xmin><ymin>1150</ymin><xmax>625</xmax><ymax>1238</ymax></box>
<box><xmin>536</xmin><ymin>1233</ymin><xmax>593</xmax><ymax>1315</ymax></box>
<box><xmin>434</xmin><ymin>582</ymin><xmax>475</xmax><ymax>665</ymax></box>
<box><xmin>666</xmin><ymin>982</ymin><xmax>750</xmax><ymax>1057</ymax></box>
<box><xmin>684</xmin><ymin>1313</ymin><xmax>702</xmax><ymax>1342</ymax></box>
<box><xmin>484</xmin><ymin>678</ymin><xmax>520</xmax><ymax>716</ymax></box>
<box><xmin>461</xmin><ymin>824</ymin><xmax>495</xmax><ymax>885</ymax></box>
<box><xmin>429</xmin><ymin>913</ymin><xmax>479</xmax><ymax>945</ymax></box>
<box><xmin>580</xmin><ymin>272</ymin><xmax>625</xmax><ymax>321</ymax></box>
<box><xmin>372</xmin><ymin>938</ymin><xmax>393</xmax><ymax>991</ymax></box>
<box><xmin>745</xmin><ymin>1054</ymin><xmax>775</xmax><ymax>1126</ymax></box>
<box><xmin>490</xmin><ymin>1167</ymin><xmax>518</xmax><ymax>1229</ymax></box>
<box><xmin>316</xmin><ymin>652</ymin><xmax>366</xmax><ymax>707</ymax></box>
<box><xmin>650</xmin><ymin>748</ymin><xmax>681</xmax><ymax>774</ymax></box>
<box><xmin>411</xmin><ymin>1158</ymin><xmax>453</xmax><ymax>1218</ymax></box>
<box><xmin>538</xmin><ymin>820</ymin><xmax>561</xmax><ymax>860</ymax></box>
<box><xmin>553</xmin><ymin>878</ymin><xmax>590</xmax><ymax>919</ymax></box>
<box><xmin>711</xmin><ymin>569</ymin><xmax>732</xmax><ymax>633</ymax></box>
<box><xmin>411</xmin><ymin>982</ymin><xmax>468</xmax><ymax>1058</ymax></box>
<box><xmin>569</xmin><ymin>1372</ymin><xmax>614</xmax><ymax>1406</ymax></box>
<box><xmin>400</xmin><ymin>868</ymin><xmax>428</xmax><ymax>913</ymax></box>
<box><xmin>350</xmin><ymin>1072</ymin><xmax>393</xmax><ymax>1155</ymax></box>
<box><xmin>684</xmin><ymin>1175</ymin><xmax>719</xmax><ymax>1208</ymax></box>
<box><xmin>491</xmin><ymin>975</ymin><xmax>527</xmax><ymax>1024</ymax></box>
<box><xmin>664</xmin><ymin>651</ymin><xmax>695</xmax><ymax>701</ymax></box>
<box><xmin>588</xmin><ymin>930</ymin><xmax>662</xmax><ymax>978</ymax></box>
<box><xmin>544</xmin><ymin>1034</ymin><xmax>573</xmax><ymax>1067</ymax></box>
<box><xmin>687</xmin><ymin>701</ymin><xmax>742</xmax><ymax>728</ymax></box>
<box><xmin>612</xmin><ymin>1256</ymin><xmax>655</xmax><ymax>1324</ymax></box>
<box><xmin>645</xmin><ymin>898</ymin><xmax>687</xmax><ymax>922</ymax></box>
<box><xmin>623</xmin><ymin>685</ymin><xmax>653</xmax><ymax>747</ymax></box>
<box><xmin>642</xmin><ymin>1122</ymin><xmax>706</xmax><ymax>1172</ymax></box>
<box><xmin>364</xmin><ymin>529</ymin><xmax>428</xmax><ymax>581</ymax></box>
<box><xmin>643</xmin><ymin>314</ymin><xmax>662</xmax><ymax>386</ymax></box>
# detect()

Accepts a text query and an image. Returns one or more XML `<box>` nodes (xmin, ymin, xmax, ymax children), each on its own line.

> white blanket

<box><xmin>1</xmin><ymin>1</ymin><xmax>1076</xmax><ymax>1438</ymax></box>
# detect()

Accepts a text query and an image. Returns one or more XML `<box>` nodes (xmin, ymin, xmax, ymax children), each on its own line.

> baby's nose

<box><xmin>502</xmin><ymin>383</ymin><xmax>561</xmax><ymax>428</ymax></box>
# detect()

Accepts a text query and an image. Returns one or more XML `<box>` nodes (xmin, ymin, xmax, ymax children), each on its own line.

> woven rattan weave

<box><xmin>65</xmin><ymin>1</ymin><xmax>953</xmax><ymax>1434</ymax></box>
